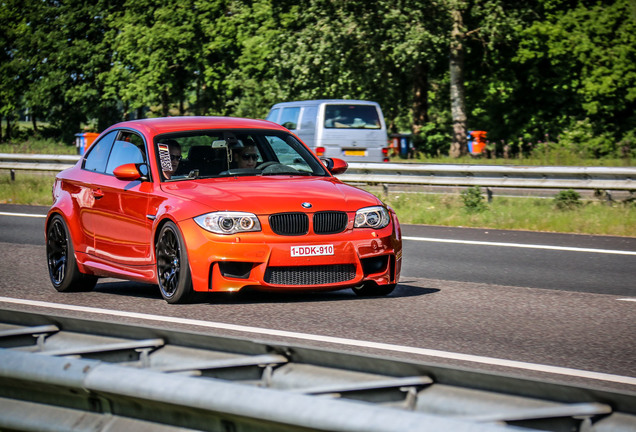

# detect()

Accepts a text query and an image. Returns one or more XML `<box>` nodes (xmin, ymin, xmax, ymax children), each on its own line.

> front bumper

<box><xmin>178</xmin><ymin>218</ymin><xmax>402</xmax><ymax>293</ymax></box>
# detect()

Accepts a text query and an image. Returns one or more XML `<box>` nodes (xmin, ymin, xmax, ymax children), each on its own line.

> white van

<box><xmin>265</xmin><ymin>100</ymin><xmax>389</xmax><ymax>162</ymax></box>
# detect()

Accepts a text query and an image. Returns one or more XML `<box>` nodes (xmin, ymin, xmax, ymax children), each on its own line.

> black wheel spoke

<box><xmin>53</xmin><ymin>257</ymin><xmax>66</xmax><ymax>283</ymax></box>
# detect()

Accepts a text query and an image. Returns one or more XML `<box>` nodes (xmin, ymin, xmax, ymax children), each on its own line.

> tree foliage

<box><xmin>1</xmin><ymin>0</ymin><xmax>634</xmax><ymax>159</ymax></box>
<box><xmin>514</xmin><ymin>0</ymin><xmax>636</xmax><ymax>157</ymax></box>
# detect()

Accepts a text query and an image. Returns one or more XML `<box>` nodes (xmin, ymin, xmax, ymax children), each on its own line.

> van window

<box><xmin>300</xmin><ymin>106</ymin><xmax>317</xmax><ymax>130</ymax></box>
<box><xmin>280</xmin><ymin>107</ymin><xmax>300</xmax><ymax>130</ymax></box>
<box><xmin>265</xmin><ymin>108</ymin><xmax>279</xmax><ymax>123</ymax></box>
<box><xmin>324</xmin><ymin>104</ymin><xmax>381</xmax><ymax>129</ymax></box>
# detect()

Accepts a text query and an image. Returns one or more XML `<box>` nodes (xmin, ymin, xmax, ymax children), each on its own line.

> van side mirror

<box><xmin>113</xmin><ymin>163</ymin><xmax>148</xmax><ymax>181</ymax></box>
<box><xmin>321</xmin><ymin>157</ymin><xmax>348</xmax><ymax>175</ymax></box>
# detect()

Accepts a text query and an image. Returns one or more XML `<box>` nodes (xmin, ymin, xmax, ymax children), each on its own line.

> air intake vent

<box><xmin>265</xmin><ymin>264</ymin><xmax>356</xmax><ymax>285</ymax></box>
<box><xmin>269</xmin><ymin>213</ymin><xmax>309</xmax><ymax>236</ymax></box>
<box><xmin>313</xmin><ymin>211</ymin><xmax>348</xmax><ymax>234</ymax></box>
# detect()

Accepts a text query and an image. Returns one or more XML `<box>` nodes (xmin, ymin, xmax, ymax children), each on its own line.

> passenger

<box><xmin>231</xmin><ymin>140</ymin><xmax>260</xmax><ymax>169</ymax></box>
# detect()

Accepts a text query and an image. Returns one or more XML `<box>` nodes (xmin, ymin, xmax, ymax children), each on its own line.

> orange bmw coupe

<box><xmin>46</xmin><ymin>117</ymin><xmax>402</xmax><ymax>303</ymax></box>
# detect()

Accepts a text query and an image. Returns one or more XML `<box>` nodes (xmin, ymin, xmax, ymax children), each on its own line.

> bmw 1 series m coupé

<box><xmin>46</xmin><ymin>116</ymin><xmax>402</xmax><ymax>303</ymax></box>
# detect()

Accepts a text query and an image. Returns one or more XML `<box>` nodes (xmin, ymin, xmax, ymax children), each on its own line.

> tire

<box><xmin>156</xmin><ymin>221</ymin><xmax>193</xmax><ymax>304</ymax></box>
<box><xmin>46</xmin><ymin>215</ymin><xmax>97</xmax><ymax>292</ymax></box>
<box><xmin>352</xmin><ymin>281</ymin><xmax>396</xmax><ymax>297</ymax></box>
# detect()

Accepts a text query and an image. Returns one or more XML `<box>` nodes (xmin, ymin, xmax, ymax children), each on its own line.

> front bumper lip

<box><xmin>179</xmin><ymin>219</ymin><xmax>401</xmax><ymax>293</ymax></box>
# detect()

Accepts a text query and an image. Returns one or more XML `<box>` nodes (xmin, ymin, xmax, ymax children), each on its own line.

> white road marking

<box><xmin>1</xmin><ymin>211</ymin><xmax>635</xmax><ymax>256</ymax></box>
<box><xmin>0</xmin><ymin>211</ymin><xmax>46</xmax><ymax>218</ymax></box>
<box><xmin>1</xmin><ymin>296</ymin><xmax>635</xmax><ymax>386</ymax></box>
<box><xmin>404</xmin><ymin>236</ymin><xmax>636</xmax><ymax>256</ymax></box>
<box><xmin>617</xmin><ymin>298</ymin><xmax>636</xmax><ymax>302</ymax></box>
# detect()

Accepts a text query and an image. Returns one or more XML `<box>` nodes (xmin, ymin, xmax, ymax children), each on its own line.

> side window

<box><xmin>124</xmin><ymin>131</ymin><xmax>145</xmax><ymax>148</ymax></box>
<box><xmin>300</xmin><ymin>107</ymin><xmax>316</xmax><ymax>130</ymax></box>
<box><xmin>84</xmin><ymin>131</ymin><xmax>117</xmax><ymax>173</ymax></box>
<box><xmin>265</xmin><ymin>108</ymin><xmax>280</xmax><ymax>123</ymax></box>
<box><xmin>105</xmin><ymin>138</ymin><xmax>146</xmax><ymax>175</ymax></box>
<box><xmin>279</xmin><ymin>107</ymin><xmax>300</xmax><ymax>130</ymax></box>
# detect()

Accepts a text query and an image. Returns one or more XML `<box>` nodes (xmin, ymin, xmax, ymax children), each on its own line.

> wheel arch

<box><xmin>154</xmin><ymin>216</ymin><xmax>194</xmax><ymax>303</ymax></box>
<box><xmin>45</xmin><ymin>209</ymin><xmax>83</xmax><ymax>261</ymax></box>
<box><xmin>152</xmin><ymin>216</ymin><xmax>194</xmax><ymax>277</ymax></box>
<box><xmin>152</xmin><ymin>216</ymin><xmax>180</xmax><ymax>257</ymax></box>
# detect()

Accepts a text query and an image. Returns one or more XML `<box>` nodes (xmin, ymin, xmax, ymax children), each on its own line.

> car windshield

<box><xmin>155</xmin><ymin>129</ymin><xmax>329</xmax><ymax>181</ymax></box>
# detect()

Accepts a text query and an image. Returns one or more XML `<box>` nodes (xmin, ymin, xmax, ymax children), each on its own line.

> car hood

<box><xmin>160</xmin><ymin>176</ymin><xmax>382</xmax><ymax>216</ymax></box>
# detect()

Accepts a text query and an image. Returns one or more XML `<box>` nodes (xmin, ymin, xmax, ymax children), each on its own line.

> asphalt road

<box><xmin>0</xmin><ymin>203</ymin><xmax>634</xmax><ymax>392</ymax></box>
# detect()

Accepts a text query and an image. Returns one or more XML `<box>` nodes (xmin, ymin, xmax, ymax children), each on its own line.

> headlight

<box><xmin>354</xmin><ymin>206</ymin><xmax>390</xmax><ymax>229</ymax></box>
<box><xmin>194</xmin><ymin>212</ymin><xmax>261</xmax><ymax>235</ymax></box>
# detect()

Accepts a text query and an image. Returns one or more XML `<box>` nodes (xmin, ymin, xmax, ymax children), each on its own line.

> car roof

<box><xmin>270</xmin><ymin>100</ymin><xmax>380</xmax><ymax>108</ymax></box>
<box><xmin>104</xmin><ymin>116</ymin><xmax>286</xmax><ymax>136</ymax></box>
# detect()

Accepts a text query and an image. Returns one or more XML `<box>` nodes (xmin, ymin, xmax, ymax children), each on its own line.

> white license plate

<box><xmin>291</xmin><ymin>244</ymin><xmax>334</xmax><ymax>257</ymax></box>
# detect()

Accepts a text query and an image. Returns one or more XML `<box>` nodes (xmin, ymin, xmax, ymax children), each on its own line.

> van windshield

<box><xmin>324</xmin><ymin>104</ymin><xmax>381</xmax><ymax>129</ymax></box>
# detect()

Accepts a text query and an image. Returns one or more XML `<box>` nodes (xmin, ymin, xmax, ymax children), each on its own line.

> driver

<box><xmin>231</xmin><ymin>140</ymin><xmax>260</xmax><ymax>169</ymax></box>
<box><xmin>162</xmin><ymin>140</ymin><xmax>182</xmax><ymax>179</ymax></box>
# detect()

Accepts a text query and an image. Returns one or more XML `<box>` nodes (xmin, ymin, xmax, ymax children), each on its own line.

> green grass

<box><xmin>0</xmin><ymin>138</ymin><xmax>77</xmax><ymax>155</ymax></box>
<box><xmin>383</xmin><ymin>192</ymin><xmax>636</xmax><ymax>237</ymax></box>
<box><xmin>2</xmin><ymin>172</ymin><xmax>635</xmax><ymax>237</ymax></box>
<box><xmin>0</xmin><ymin>172</ymin><xmax>56</xmax><ymax>206</ymax></box>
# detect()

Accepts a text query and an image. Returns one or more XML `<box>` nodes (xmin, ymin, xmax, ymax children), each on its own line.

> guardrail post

<box><xmin>10</xmin><ymin>169</ymin><xmax>14</xmax><ymax>181</ymax></box>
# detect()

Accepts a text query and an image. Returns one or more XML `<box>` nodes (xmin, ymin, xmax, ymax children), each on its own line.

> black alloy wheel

<box><xmin>156</xmin><ymin>222</ymin><xmax>192</xmax><ymax>303</ymax></box>
<box><xmin>46</xmin><ymin>215</ymin><xmax>96</xmax><ymax>292</ymax></box>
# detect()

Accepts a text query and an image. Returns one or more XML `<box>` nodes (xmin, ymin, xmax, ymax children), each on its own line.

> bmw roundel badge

<box><xmin>302</xmin><ymin>202</ymin><xmax>312</xmax><ymax>209</ymax></box>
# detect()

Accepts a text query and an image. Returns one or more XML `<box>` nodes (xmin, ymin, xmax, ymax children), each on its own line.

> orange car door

<box><xmin>90</xmin><ymin>135</ymin><xmax>153</xmax><ymax>265</ymax></box>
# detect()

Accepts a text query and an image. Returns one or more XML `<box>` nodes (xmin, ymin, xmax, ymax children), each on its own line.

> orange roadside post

<box><xmin>469</xmin><ymin>130</ymin><xmax>487</xmax><ymax>154</ymax></box>
<box><xmin>75</xmin><ymin>132</ymin><xmax>100</xmax><ymax>155</ymax></box>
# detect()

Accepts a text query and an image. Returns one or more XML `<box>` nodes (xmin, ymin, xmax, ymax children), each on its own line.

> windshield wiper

<box><xmin>261</xmin><ymin>170</ymin><xmax>314</xmax><ymax>176</ymax></box>
<box><xmin>217</xmin><ymin>168</ymin><xmax>260</xmax><ymax>177</ymax></box>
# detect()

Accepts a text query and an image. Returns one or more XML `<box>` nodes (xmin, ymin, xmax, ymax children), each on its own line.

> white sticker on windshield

<box><xmin>158</xmin><ymin>143</ymin><xmax>172</xmax><ymax>171</ymax></box>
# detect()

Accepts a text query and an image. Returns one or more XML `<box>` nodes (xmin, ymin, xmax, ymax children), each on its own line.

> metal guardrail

<box><xmin>0</xmin><ymin>308</ymin><xmax>635</xmax><ymax>432</ymax></box>
<box><xmin>0</xmin><ymin>153</ymin><xmax>80</xmax><ymax>173</ymax></box>
<box><xmin>1</xmin><ymin>153</ymin><xmax>635</xmax><ymax>190</ymax></box>
<box><xmin>340</xmin><ymin>162</ymin><xmax>636</xmax><ymax>190</ymax></box>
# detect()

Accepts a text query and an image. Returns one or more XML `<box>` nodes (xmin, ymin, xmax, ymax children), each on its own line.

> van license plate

<box><xmin>291</xmin><ymin>245</ymin><xmax>334</xmax><ymax>257</ymax></box>
<box><xmin>343</xmin><ymin>149</ymin><xmax>367</xmax><ymax>156</ymax></box>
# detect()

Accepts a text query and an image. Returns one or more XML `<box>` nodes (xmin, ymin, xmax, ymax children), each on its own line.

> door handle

<box><xmin>92</xmin><ymin>189</ymin><xmax>104</xmax><ymax>199</ymax></box>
